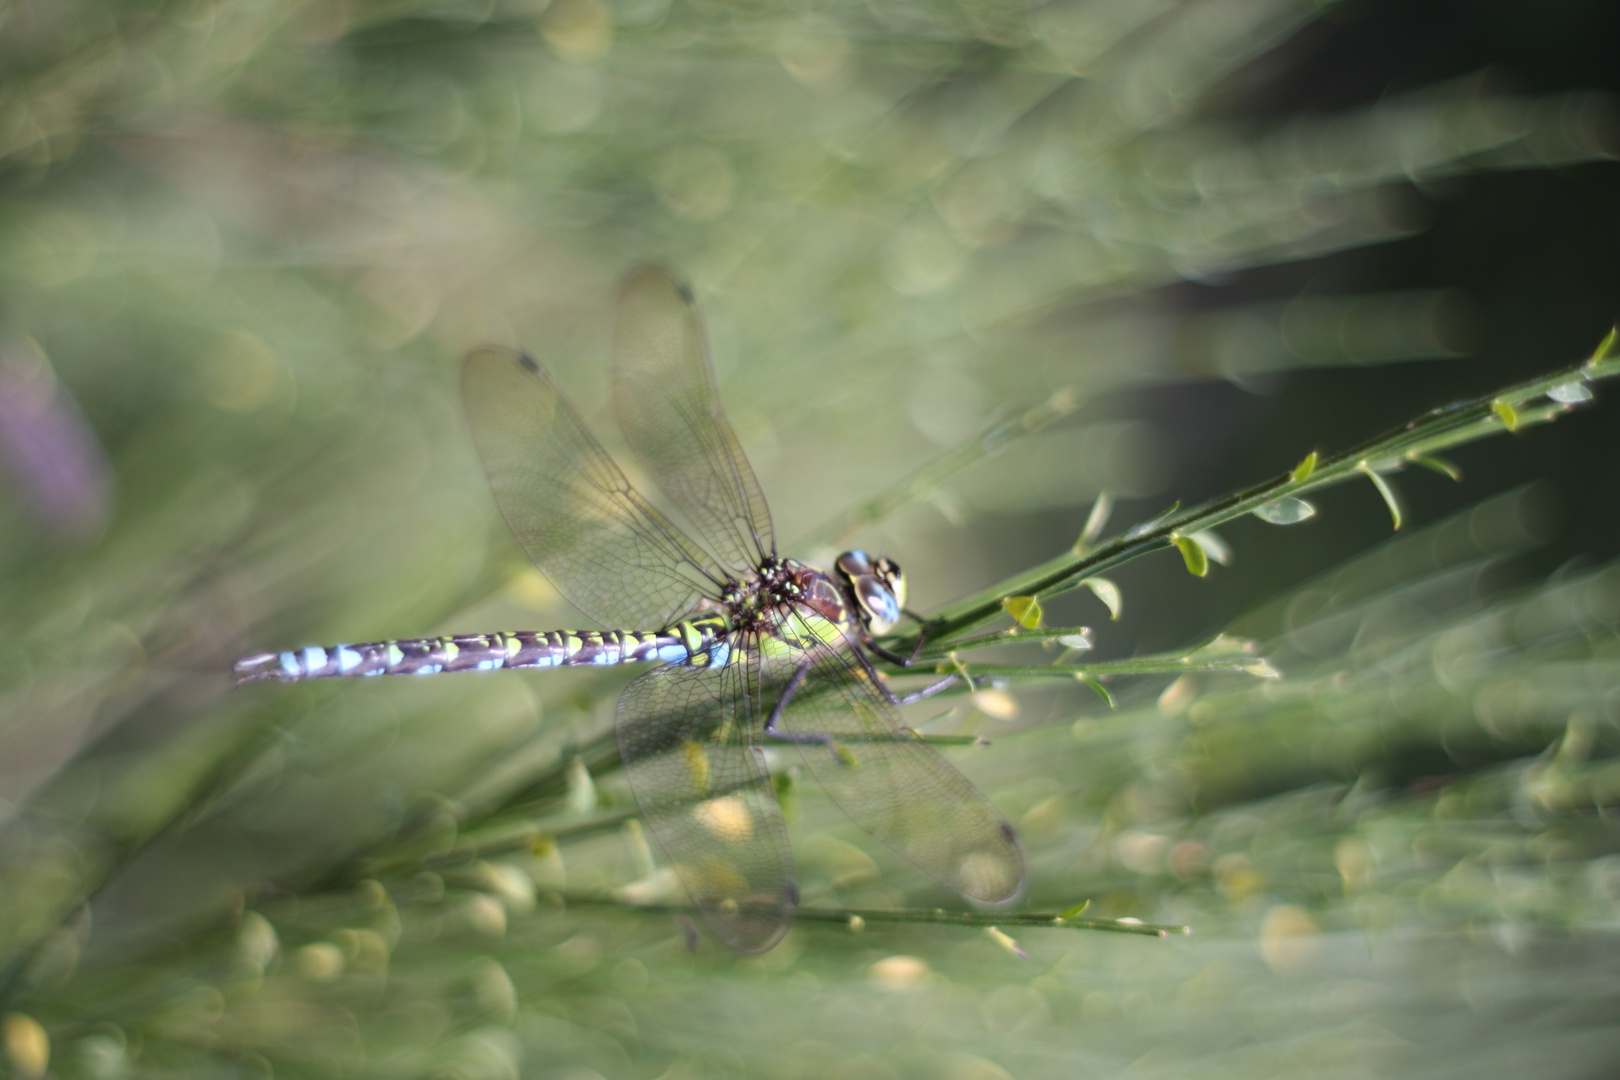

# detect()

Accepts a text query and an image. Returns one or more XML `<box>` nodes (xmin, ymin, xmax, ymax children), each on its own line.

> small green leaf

<box><xmin>1358</xmin><ymin>464</ymin><xmax>1403</xmax><ymax>530</ymax></box>
<box><xmin>1585</xmin><ymin>326</ymin><xmax>1619</xmax><ymax>369</ymax></box>
<box><xmin>1145</xmin><ymin>500</ymin><xmax>1181</xmax><ymax>524</ymax></box>
<box><xmin>1001</xmin><ymin>595</ymin><xmax>1043</xmax><ymax>629</ymax></box>
<box><xmin>1191</xmin><ymin>530</ymin><xmax>1232</xmax><ymax>566</ymax></box>
<box><xmin>1491</xmin><ymin>400</ymin><xmax>1519</xmax><ymax>431</ymax></box>
<box><xmin>566</xmin><ymin>755</ymin><xmax>596</xmax><ymax>817</ymax></box>
<box><xmin>1409</xmin><ymin>454</ymin><xmax>1462</xmax><ymax>481</ymax></box>
<box><xmin>984</xmin><ymin>926</ymin><xmax>1026</xmax><ymax>958</ymax></box>
<box><xmin>1243</xmin><ymin>658</ymin><xmax>1281</xmax><ymax>678</ymax></box>
<box><xmin>1190</xmin><ymin>634</ymin><xmax>1257</xmax><ymax>658</ymax></box>
<box><xmin>1084</xmin><ymin>577</ymin><xmax>1122</xmax><ymax>619</ymax></box>
<box><xmin>1073</xmin><ymin>491</ymin><xmax>1114</xmax><ymax>553</ymax></box>
<box><xmin>1172</xmin><ymin>535</ymin><xmax>1208</xmax><ymax>577</ymax></box>
<box><xmin>1056</xmin><ymin>900</ymin><xmax>1092</xmax><ymax>920</ymax></box>
<box><xmin>773</xmin><ymin>768</ymin><xmax>799</xmax><ymax>819</ymax></box>
<box><xmin>1548</xmin><ymin>380</ymin><xmax>1594</xmax><ymax>404</ymax></box>
<box><xmin>1076</xmin><ymin>674</ymin><xmax>1114</xmax><ymax>708</ymax></box>
<box><xmin>1253</xmin><ymin>496</ymin><xmax>1316</xmax><ymax>525</ymax></box>
<box><xmin>1126</xmin><ymin>501</ymin><xmax>1181</xmax><ymax>538</ymax></box>
<box><xmin>1291</xmin><ymin>451</ymin><xmax>1318</xmax><ymax>483</ymax></box>
<box><xmin>1057</xmin><ymin>631</ymin><xmax>1093</xmax><ymax>651</ymax></box>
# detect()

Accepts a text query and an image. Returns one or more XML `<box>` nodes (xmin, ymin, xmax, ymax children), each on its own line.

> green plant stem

<box><xmin>948</xmin><ymin>656</ymin><xmax>1266</xmax><ymax>680</ymax></box>
<box><xmin>560</xmin><ymin>893</ymin><xmax>1188</xmax><ymax>938</ymax></box>
<box><xmin>888</xmin><ymin>340</ymin><xmax>1620</xmax><ymax>650</ymax></box>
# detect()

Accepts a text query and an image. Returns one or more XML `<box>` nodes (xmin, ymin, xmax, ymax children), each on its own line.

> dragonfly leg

<box><xmin>847</xmin><ymin>638</ymin><xmax>959</xmax><ymax>707</ymax></box>
<box><xmin>891</xmin><ymin>674</ymin><xmax>959</xmax><ymax>707</ymax></box>
<box><xmin>864</xmin><ymin>638</ymin><xmax>915</xmax><ymax>667</ymax></box>
<box><xmin>765</xmin><ymin>655</ymin><xmax>842</xmax><ymax>762</ymax></box>
<box><xmin>866</xmin><ymin>608</ymin><xmax>940</xmax><ymax>668</ymax></box>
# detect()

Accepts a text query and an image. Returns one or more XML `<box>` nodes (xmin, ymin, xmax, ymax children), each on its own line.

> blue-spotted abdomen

<box><xmin>234</xmin><ymin>617</ymin><xmax>732</xmax><ymax>684</ymax></box>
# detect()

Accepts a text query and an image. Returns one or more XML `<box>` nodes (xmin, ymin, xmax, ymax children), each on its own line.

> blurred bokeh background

<box><xmin>1</xmin><ymin>0</ymin><xmax>1618</xmax><ymax>1077</ymax></box>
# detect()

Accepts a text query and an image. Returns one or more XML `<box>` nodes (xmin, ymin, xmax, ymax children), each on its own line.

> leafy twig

<box><xmin>886</xmin><ymin>331</ymin><xmax>1620</xmax><ymax>650</ymax></box>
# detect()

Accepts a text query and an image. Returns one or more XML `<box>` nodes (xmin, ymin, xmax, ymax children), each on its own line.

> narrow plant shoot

<box><xmin>886</xmin><ymin>332</ymin><xmax>1620</xmax><ymax>654</ymax></box>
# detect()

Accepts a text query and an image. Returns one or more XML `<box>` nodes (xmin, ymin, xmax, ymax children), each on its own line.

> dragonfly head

<box><xmin>834</xmin><ymin>550</ymin><xmax>907</xmax><ymax>637</ymax></box>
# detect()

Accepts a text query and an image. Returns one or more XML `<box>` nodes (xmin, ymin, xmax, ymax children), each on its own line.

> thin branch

<box><xmin>560</xmin><ymin>892</ymin><xmax>1189</xmax><ymax>938</ymax></box>
<box><xmin>882</xmin><ymin>337</ymin><xmax>1620</xmax><ymax>651</ymax></box>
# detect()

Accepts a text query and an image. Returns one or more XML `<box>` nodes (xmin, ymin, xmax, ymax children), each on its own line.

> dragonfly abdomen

<box><xmin>234</xmin><ymin>617</ymin><xmax>731</xmax><ymax>684</ymax></box>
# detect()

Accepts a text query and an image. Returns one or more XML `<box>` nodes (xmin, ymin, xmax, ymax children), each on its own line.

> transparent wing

<box><xmin>613</xmin><ymin>267</ymin><xmax>774</xmax><ymax>574</ymax></box>
<box><xmin>462</xmin><ymin>346</ymin><xmax>721</xmax><ymax>631</ymax></box>
<box><xmin>769</xmin><ymin>613</ymin><xmax>1025</xmax><ymax>903</ymax></box>
<box><xmin>616</xmin><ymin>647</ymin><xmax>796</xmax><ymax>953</ymax></box>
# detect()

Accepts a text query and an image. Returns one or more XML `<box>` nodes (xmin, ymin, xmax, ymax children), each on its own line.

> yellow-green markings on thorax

<box><xmin>759</xmin><ymin>608</ymin><xmax>846</xmax><ymax>659</ymax></box>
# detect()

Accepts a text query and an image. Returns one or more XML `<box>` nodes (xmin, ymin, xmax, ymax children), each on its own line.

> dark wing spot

<box><xmin>676</xmin><ymin>281</ymin><xmax>695</xmax><ymax>304</ymax></box>
<box><xmin>517</xmin><ymin>353</ymin><xmax>541</xmax><ymax>374</ymax></box>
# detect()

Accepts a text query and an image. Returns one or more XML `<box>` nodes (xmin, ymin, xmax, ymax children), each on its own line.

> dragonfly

<box><xmin>235</xmin><ymin>267</ymin><xmax>1024</xmax><ymax>952</ymax></box>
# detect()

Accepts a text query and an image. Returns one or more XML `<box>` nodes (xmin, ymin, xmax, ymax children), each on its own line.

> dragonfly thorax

<box><xmin>719</xmin><ymin>555</ymin><xmax>850</xmax><ymax>635</ymax></box>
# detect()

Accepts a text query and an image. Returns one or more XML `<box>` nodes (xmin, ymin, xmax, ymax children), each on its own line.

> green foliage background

<box><xmin>0</xmin><ymin>0</ymin><xmax>1618</xmax><ymax>1077</ymax></box>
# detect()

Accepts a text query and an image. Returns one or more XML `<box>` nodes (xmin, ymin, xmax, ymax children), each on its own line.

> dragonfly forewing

<box><xmin>462</xmin><ymin>345</ymin><xmax>720</xmax><ymax>631</ymax></box>
<box><xmin>769</xmin><ymin>611</ymin><xmax>1025</xmax><ymax>904</ymax></box>
<box><xmin>613</xmin><ymin>267</ymin><xmax>774</xmax><ymax>574</ymax></box>
<box><xmin>616</xmin><ymin>648</ymin><xmax>796</xmax><ymax>953</ymax></box>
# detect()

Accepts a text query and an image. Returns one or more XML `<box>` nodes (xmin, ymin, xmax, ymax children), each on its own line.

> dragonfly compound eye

<box><xmin>835</xmin><ymin>550</ymin><xmax>874</xmax><ymax>578</ymax></box>
<box><xmin>875</xmin><ymin>557</ymin><xmax>907</xmax><ymax>612</ymax></box>
<box><xmin>855</xmin><ymin>575</ymin><xmax>902</xmax><ymax>635</ymax></box>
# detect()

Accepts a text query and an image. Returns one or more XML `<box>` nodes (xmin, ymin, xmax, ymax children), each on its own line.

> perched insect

<box><xmin>236</xmin><ymin>268</ymin><xmax>1024</xmax><ymax>951</ymax></box>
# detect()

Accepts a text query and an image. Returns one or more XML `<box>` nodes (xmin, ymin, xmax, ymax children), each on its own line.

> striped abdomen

<box><xmin>234</xmin><ymin>616</ymin><xmax>731</xmax><ymax>684</ymax></box>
